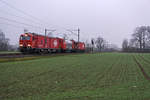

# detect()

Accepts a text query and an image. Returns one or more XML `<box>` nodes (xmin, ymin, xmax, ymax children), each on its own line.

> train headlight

<box><xmin>27</xmin><ymin>44</ymin><xmax>31</xmax><ymax>47</ymax></box>
<box><xmin>25</xmin><ymin>34</ymin><xmax>28</xmax><ymax>37</ymax></box>
<box><xmin>20</xmin><ymin>44</ymin><xmax>23</xmax><ymax>47</ymax></box>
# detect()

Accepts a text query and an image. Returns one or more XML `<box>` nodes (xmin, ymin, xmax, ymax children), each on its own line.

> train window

<box><xmin>20</xmin><ymin>36</ymin><xmax>30</xmax><ymax>40</ymax></box>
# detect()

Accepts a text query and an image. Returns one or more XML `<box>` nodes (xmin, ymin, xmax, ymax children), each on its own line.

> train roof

<box><xmin>21</xmin><ymin>32</ymin><xmax>84</xmax><ymax>43</ymax></box>
<box><xmin>23</xmin><ymin>33</ymin><xmax>63</xmax><ymax>39</ymax></box>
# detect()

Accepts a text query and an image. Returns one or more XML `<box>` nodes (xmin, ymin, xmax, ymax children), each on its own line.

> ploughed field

<box><xmin>0</xmin><ymin>53</ymin><xmax>150</xmax><ymax>100</ymax></box>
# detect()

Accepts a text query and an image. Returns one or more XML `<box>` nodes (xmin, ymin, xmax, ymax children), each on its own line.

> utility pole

<box><xmin>45</xmin><ymin>29</ymin><xmax>47</xmax><ymax>38</ymax></box>
<box><xmin>45</xmin><ymin>28</ymin><xmax>56</xmax><ymax>37</ymax></box>
<box><xmin>66</xmin><ymin>28</ymin><xmax>80</xmax><ymax>42</ymax></box>
<box><xmin>77</xmin><ymin>28</ymin><xmax>80</xmax><ymax>43</ymax></box>
<box><xmin>45</xmin><ymin>29</ymin><xmax>47</xmax><ymax>47</ymax></box>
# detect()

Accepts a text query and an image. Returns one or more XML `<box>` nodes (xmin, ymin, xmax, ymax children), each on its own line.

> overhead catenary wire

<box><xmin>0</xmin><ymin>22</ymin><xmax>45</xmax><ymax>35</ymax></box>
<box><xmin>0</xmin><ymin>16</ymin><xmax>81</xmax><ymax>40</ymax></box>
<box><xmin>0</xmin><ymin>22</ymin><xmax>50</xmax><ymax>40</ymax></box>
<box><xmin>0</xmin><ymin>0</ymin><xmax>44</xmax><ymax>24</ymax></box>
<box><xmin>0</xmin><ymin>16</ymin><xmax>44</xmax><ymax>29</ymax></box>
<box><xmin>0</xmin><ymin>22</ymin><xmax>24</xmax><ymax>28</ymax></box>
<box><xmin>0</xmin><ymin>0</ymin><xmax>68</xmax><ymax>31</ymax></box>
<box><xmin>66</xmin><ymin>29</ymin><xmax>78</xmax><ymax>36</ymax></box>
<box><xmin>0</xmin><ymin>10</ymin><xmax>48</xmax><ymax>27</ymax></box>
<box><xmin>0</xmin><ymin>16</ymin><xmax>65</xmax><ymax>37</ymax></box>
<box><xmin>0</xmin><ymin>0</ymin><xmax>54</xmax><ymax>31</ymax></box>
<box><xmin>0</xmin><ymin>0</ymin><xmax>82</xmax><ymax>38</ymax></box>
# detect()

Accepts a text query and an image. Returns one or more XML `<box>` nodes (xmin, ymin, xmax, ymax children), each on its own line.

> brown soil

<box><xmin>139</xmin><ymin>55</ymin><xmax>150</xmax><ymax>64</ymax></box>
<box><xmin>133</xmin><ymin>56</ymin><xmax>150</xmax><ymax>81</ymax></box>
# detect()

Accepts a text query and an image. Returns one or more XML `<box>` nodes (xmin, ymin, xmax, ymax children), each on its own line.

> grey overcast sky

<box><xmin>0</xmin><ymin>0</ymin><xmax>150</xmax><ymax>47</ymax></box>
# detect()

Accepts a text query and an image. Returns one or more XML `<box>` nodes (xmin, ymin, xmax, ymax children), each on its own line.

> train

<box><xmin>19</xmin><ymin>32</ymin><xmax>85</xmax><ymax>54</ymax></box>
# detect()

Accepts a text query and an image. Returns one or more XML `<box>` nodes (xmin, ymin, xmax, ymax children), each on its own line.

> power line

<box><xmin>66</xmin><ymin>29</ymin><xmax>78</xmax><ymax>36</ymax></box>
<box><xmin>0</xmin><ymin>0</ymin><xmax>43</xmax><ymax>23</ymax></box>
<box><xmin>0</xmin><ymin>22</ymin><xmax>23</xmax><ymax>28</ymax></box>
<box><xmin>0</xmin><ymin>0</ymin><xmax>82</xmax><ymax>36</ymax></box>
<box><xmin>0</xmin><ymin>0</ymin><xmax>70</xmax><ymax>31</ymax></box>
<box><xmin>0</xmin><ymin>16</ymin><xmax>43</xmax><ymax>29</ymax></box>
<box><xmin>66</xmin><ymin>28</ymin><xmax>80</xmax><ymax>42</ymax></box>
<box><xmin>0</xmin><ymin>22</ymin><xmax>48</xmax><ymax>37</ymax></box>
<box><xmin>0</xmin><ymin>10</ymin><xmax>47</xmax><ymax>26</ymax></box>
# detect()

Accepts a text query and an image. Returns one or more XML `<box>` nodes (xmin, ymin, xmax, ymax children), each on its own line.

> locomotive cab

<box><xmin>19</xmin><ymin>33</ymin><xmax>32</xmax><ymax>53</ymax></box>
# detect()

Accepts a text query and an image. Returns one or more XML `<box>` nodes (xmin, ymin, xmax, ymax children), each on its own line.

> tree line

<box><xmin>0</xmin><ymin>30</ymin><xmax>10</xmax><ymax>51</ymax></box>
<box><xmin>122</xmin><ymin>26</ymin><xmax>150</xmax><ymax>52</ymax></box>
<box><xmin>0</xmin><ymin>30</ymin><xmax>17</xmax><ymax>51</ymax></box>
<box><xmin>85</xmin><ymin>36</ymin><xmax>119</xmax><ymax>53</ymax></box>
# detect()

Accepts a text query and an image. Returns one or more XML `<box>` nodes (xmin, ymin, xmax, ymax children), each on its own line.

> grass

<box><xmin>0</xmin><ymin>53</ymin><xmax>150</xmax><ymax>100</ymax></box>
<box><xmin>0</xmin><ymin>51</ymin><xmax>20</xmax><ymax>54</ymax></box>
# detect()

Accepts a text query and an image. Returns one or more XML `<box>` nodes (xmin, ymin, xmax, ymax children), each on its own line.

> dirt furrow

<box><xmin>139</xmin><ymin>55</ymin><xmax>150</xmax><ymax>64</ymax></box>
<box><xmin>132</xmin><ymin>56</ymin><xmax>150</xmax><ymax>81</ymax></box>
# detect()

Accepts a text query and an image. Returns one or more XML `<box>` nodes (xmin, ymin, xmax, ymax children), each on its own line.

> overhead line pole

<box><xmin>44</xmin><ymin>29</ymin><xmax>48</xmax><ymax>48</ymax></box>
<box><xmin>66</xmin><ymin>28</ymin><xmax>80</xmax><ymax>42</ymax></box>
<box><xmin>77</xmin><ymin>28</ymin><xmax>80</xmax><ymax>43</ymax></box>
<box><xmin>45</xmin><ymin>29</ymin><xmax>56</xmax><ymax>37</ymax></box>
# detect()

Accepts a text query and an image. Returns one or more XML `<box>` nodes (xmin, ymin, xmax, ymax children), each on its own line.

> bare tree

<box><xmin>0</xmin><ymin>30</ymin><xmax>10</xmax><ymax>51</ymax></box>
<box><xmin>85</xmin><ymin>40</ymin><xmax>92</xmax><ymax>53</ymax></box>
<box><xmin>95</xmin><ymin>36</ymin><xmax>105</xmax><ymax>52</ymax></box>
<box><xmin>127</xmin><ymin>26</ymin><xmax>150</xmax><ymax>52</ymax></box>
<box><xmin>122</xmin><ymin>39</ymin><xmax>129</xmax><ymax>52</ymax></box>
<box><xmin>131</xmin><ymin>26</ymin><xmax>148</xmax><ymax>50</ymax></box>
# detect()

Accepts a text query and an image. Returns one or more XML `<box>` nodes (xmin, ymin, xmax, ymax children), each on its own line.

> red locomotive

<box><xmin>19</xmin><ymin>33</ymin><xmax>85</xmax><ymax>54</ymax></box>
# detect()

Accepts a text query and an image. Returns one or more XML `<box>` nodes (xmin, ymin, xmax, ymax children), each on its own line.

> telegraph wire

<box><xmin>0</xmin><ymin>22</ymin><xmax>24</xmax><ymax>28</ymax></box>
<box><xmin>0</xmin><ymin>0</ymin><xmax>70</xmax><ymax>31</ymax></box>
<box><xmin>0</xmin><ymin>22</ymin><xmax>47</xmax><ymax>37</ymax></box>
<box><xmin>0</xmin><ymin>0</ymin><xmax>63</xmax><ymax>30</ymax></box>
<box><xmin>0</xmin><ymin>15</ymin><xmax>81</xmax><ymax>40</ymax></box>
<box><xmin>0</xmin><ymin>10</ymin><xmax>47</xmax><ymax>27</ymax></box>
<box><xmin>0</xmin><ymin>0</ymin><xmax>82</xmax><ymax>38</ymax></box>
<box><xmin>0</xmin><ymin>0</ymin><xmax>43</xmax><ymax>24</ymax></box>
<box><xmin>0</xmin><ymin>16</ymin><xmax>43</xmax><ymax>29</ymax></box>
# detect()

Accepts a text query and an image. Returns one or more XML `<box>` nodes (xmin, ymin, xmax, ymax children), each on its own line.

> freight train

<box><xmin>19</xmin><ymin>33</ymin><xmax>85</xmax><ymax>54</ymax></box>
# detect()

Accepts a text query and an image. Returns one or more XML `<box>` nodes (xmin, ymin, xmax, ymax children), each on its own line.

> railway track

<box><xmin>0</xmin><ymin>52</ymin><xmax>85</xmax><ymax>59</ymax></box>
<box><xmin>0</xmin><ymin>53</ymin><xmax>33</xmax><ymax>58</ymax></box>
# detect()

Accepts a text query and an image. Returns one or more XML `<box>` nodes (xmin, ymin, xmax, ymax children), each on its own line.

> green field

<box><xmin>0</xmin><ymin>51</ymin><xmax>20</xmax><ymax>54</ymax></box>
<box><xmin>0</xmin><ymin>53</ymin><xmax>150</xmax><ymax>100</ymax></box>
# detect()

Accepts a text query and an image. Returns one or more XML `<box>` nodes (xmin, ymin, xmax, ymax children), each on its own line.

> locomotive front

<box><xmin>19</xmin><ymin>33</ymin><xmax>32</xmax><ymax>53</ymax></box>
